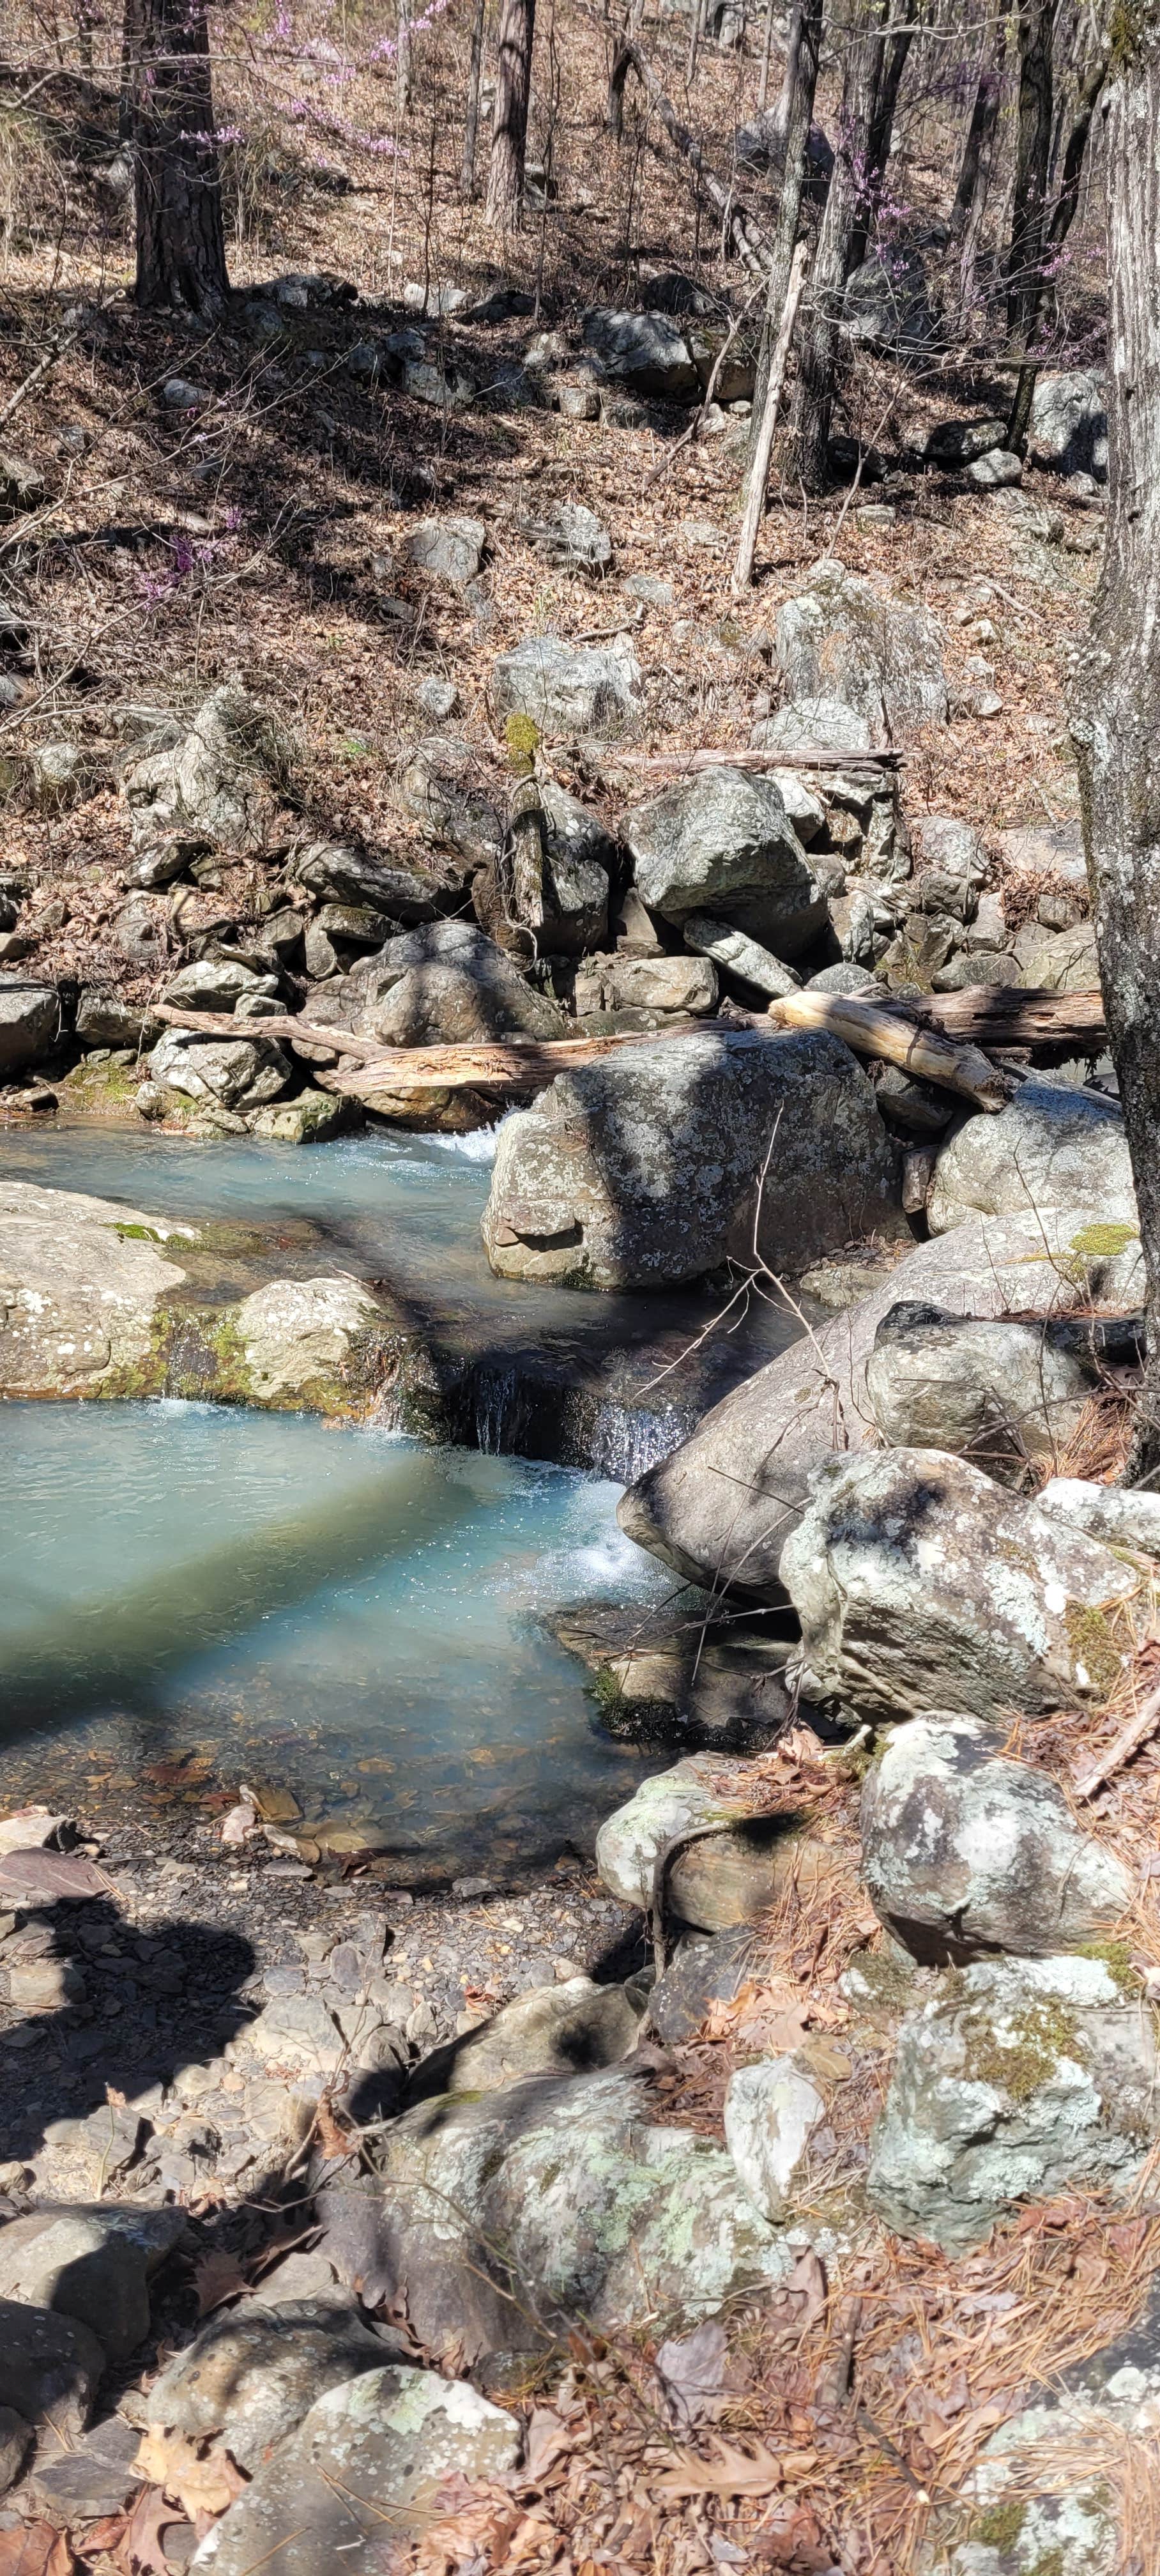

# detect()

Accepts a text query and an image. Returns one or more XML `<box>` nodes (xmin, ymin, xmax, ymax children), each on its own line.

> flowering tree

<box><xmin>123</xmin><ymin>0</ymin><xmax>230</xmax><ymax>310</ymax></box>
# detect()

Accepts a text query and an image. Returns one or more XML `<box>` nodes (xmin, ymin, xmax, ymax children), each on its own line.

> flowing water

<box><xmin>0</xmin><ymin>1121</ymin><xmax>797</xmax><ymax>1869</ymax></box>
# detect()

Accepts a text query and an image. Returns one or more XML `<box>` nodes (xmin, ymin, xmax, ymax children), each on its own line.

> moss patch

<box><xmin>972</xmin><ymin>2498</ymin><xmax>1026</xmax><ymax>2550</ymax></box>
<box><xmin>1074</xmin><ymin>1938</ymin><xmax>1143</xmax><ymax>1996</ymax></box>
<box><xmin>1068</xmin><ymin>1222</ymin><xmax>1139</xmax><ymax>1260</ymax></box>
<box><xmin>958</xmin><ymin>1993</ymin><xmax>1082</xmax><ymax>2103</ymax></box>
<box><xmin>1064</xmin><ymin>1600</ymin><xmax>1126</xmax><ymax>1698</ymax></box>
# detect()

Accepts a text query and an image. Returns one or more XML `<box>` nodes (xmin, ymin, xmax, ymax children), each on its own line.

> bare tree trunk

<box><xmin>859</xmin><ymin>0</ymin><xmax>917</xmax><ymax>252</ymax></box>
<box><xmin>486</xmin><ymin>0</ymin><xmax>536</xmax><ymax>227</ymax></box>
<box><xmin>768</xmin><ymin>0</ymin><xmax>804</xmax><ymax>134</ymax></box>
<box><xmin>756</xmin><ymin>0</ymin><xmax>780</xmax><ymax>118</ymax></box>
<box><xmin>461</xmin><ymin>0</ymin><xmax>488</xmax><ymax>194</ymax></box>
<box><xmin>1005</xmin><ymin>0</ymin><xmax>1054</xmax><ymax>452</ymax></box>
<box><xmin>734</xmin><ymin>237</ymin><xmax>809</xmax><ymax>590</ymax></box>
<box><xmin>126</xmin><ymin>0</ymin><xmax>228</xmax><ymax>312</ymax></box>
<box><xmin>747</xmin><ymin>0</ymin><xmax>820</xmax><ymax>464</ymax></box>
<box><xmin>793</xmin><ymin>0</ymin><xmax>888</xmax><ymax>495</ymax></box>
<box><xmin>950</xmin><ymin>51</ymin><xmax>1002</xmax><ymax>240</ymax></box>
<box><xmin>396</xmin><ymin>0</ymin><xmax>413</xmax><ymax>116</ymax></box>
<box><xmin>1071</xmin><ymin>25</ymin><xmax>1160</xmax><ymax>1481</ymax></box>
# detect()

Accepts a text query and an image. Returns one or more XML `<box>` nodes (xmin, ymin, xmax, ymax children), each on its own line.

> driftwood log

<box><xmin>765</xmin><ymin>988</ymin><xmax>1010</xmax><ymax>1111</ymax></box>
<box><xmin>917</xmin><ymin>986</ymin><xmax>1106</xmax><ymax>1048</ymax></box>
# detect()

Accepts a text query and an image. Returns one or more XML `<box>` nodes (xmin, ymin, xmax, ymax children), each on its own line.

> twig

<box><xmin>0</xmin><ymin>330</ymin><xmax>78</xmax><ymax>433</ymax></box>
<box><xmin>1075</xmin><ymin>1678</ymin><xmax>1160</xmax><ymax>1802</ymax></box>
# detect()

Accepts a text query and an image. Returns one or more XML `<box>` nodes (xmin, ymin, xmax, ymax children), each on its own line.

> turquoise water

<box><xmin>0</xmin><ymin>1400</ymin><xmax>674</xmax><ymax>1872</ymax></box>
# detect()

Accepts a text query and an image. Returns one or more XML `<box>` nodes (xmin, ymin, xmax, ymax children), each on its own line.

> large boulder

<box><xmin>581</xmin><ymin>307</ymin><xmax>699</xmax><ymax>398</ymax></box>
<box><xmin>148</xmin><ymin>1027</ymin><xmax>291</xmax><ymax>1114</ymax></box>
<box><xmin>781</xmin><ymin>1448</ymin><xmax>1138</xmax><ymax>1724</ymax></box>
<box><xmin>867</xmin><ymin>1953</ymin><xmax>1156</xmax><ymax>2249</ymax></box>
<box><xmin>1012</xmin><ymin>917</ymin><xmax>1101</xmax><ymax>992</ymax></box>
<box><xmin>927</xmin><ymin>1083</ymin><xmax>1136</xmax><ymax>1234</ymax></box>
<box><xmin>143</xmin><ymin>2301</ymin><xmax>399</xmax><ymax>2473</ymax></box>
<box><xmin>623</xmin><ymin>766</ymin><xmax>832</xmax><ymax>958</ymax></box>
<box><xmin>860</xmin><ymin>1714</ymin><xmax>1133</xmax><ymax>1961</ymax></box>
<box><xmin>491</xmin><ymin>634</ymin><xmax>643</xmax><ymax>739</ymax></box>
<box><xmin>0</xmin><ymin>976</ymin><xmax>60</xmax><ymax>1075</ymax></box>
<box><xmin>314</xmin><ymin>2066</ymin><xmax>792</xmax><ymax>2361</ymax></box>
<box><xmin>864</xmin><ymin>1301</ymin><xmax>1095</xmax><ymax>1473</ymax></box>
<box><xmin>1028</xmin><ymin>368</ymin><xmax>1107</xmax><ymax>475</ymax></box>
<box><xmin>768</xmin><ymin>551</ymin><xmax>954</xmax><ymax>737</ymax></box>
<box><xmin>594</xmin><ymin>1754</ymin><xmax>832</xmax><ymax>1931</ymax></box>
<box><xmin>188</xmin><ymin>2368</ymin><xmax>518</xmax><ymax>2576</ymax></box>
<box><xmin>231</xmin><ymin>1278</ymin><xmax>393</xmax><ymax>1409</ymax></box>
<box><xmin>775</xmin><ymin>557</ymin><xmax>948</xmax><ymax>740</ymax></box>
<box><xmin>406</xmin><ymin>1975</ymin><xmax>644</xmax><ymax>2102</ymax></box>
<box><xmin>1041</xmin><ymin>1475</ymin><xmax>1160</xmax><ymax>1556</ymax></box>
<box><xmin>0</xmin><ymin>2204</ymin><xmax>185</xmax><ymax>2364</ymax></box>
<box><xmin>123</xmin><ymin>682</ymin><xmax>284</xmax><ymax>859</ymax></box>
<box><xmin>618</xmin><ymin>1211</ymin><xmax>1145</xmax><ymax>1597</ymax></box>
<box><xmin>314</xmin><ymin>921</ymin><xmax>563</xmax><ymax>1046</ymax></box>
<box><xmin>480</xmin><ymin>1028</ymin><xmax>904</xmax><ymax>1288</ymax></box>
<box><xmin>0</xmin><ymin>1177</ymin><xmax>194</xmax><ymax>1397</ymax></box>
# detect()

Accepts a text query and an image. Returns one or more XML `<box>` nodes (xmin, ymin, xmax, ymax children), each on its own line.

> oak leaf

<box><xmin>133</xmin><ymin>2429</ymin><xmax>247</xmax><ymax>2520</ymax></box>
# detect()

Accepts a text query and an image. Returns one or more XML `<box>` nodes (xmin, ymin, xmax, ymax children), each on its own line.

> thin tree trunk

<box><xmin>1005</xmin><ymin>0</ymin><xmax>1054</xmax><ymax>452</ymax></box>
<box><xmin>950</xmin><ymin>51</ymin><xmax>1002</xmax><ymax>240</ymax></box>
<box><xmin>486</xmin><ymin>0</ymin><xmax>536</xmax><ymax>227</ymax></box>
<box><xmin>768</xmin><ymin>0</ymin><xmax>804</xmax><ymax>133</ymax></box>
<box><xmin>1070</xmin><ymin>25</ymin><xmax>1160</xmax><ymax>1480</ymax></box>
<box><xmin>747</xmin><ymin>0</ymin><xmax>820</xmax><ymax>465</ymax></box>
<box><xmin>856</xmin><ymin>0</ymin><xmax>917</xmax><ymax>263</ymax></box>
<box><xmin>756</xmin><ymin>0</ymin><xmax>779</xmax><ymax>118</ymax></box>
<box><xmin>793</xmin><ymin>0</ymin><xmax>888</xmax><ymax>495</ymax></box>
<box><xmin>734</xmin><ymin>236</ymin><xmax>809</xmax><ymax>591</ymax></box>
<box><xmin>126</xmin><ymin>0</ymin><xmax>228</xmax><ymax>312</ymax></box>
<box><xmin>461</xmin><ymin>0</ymin><xmax>488</xmax><ymax>194</ymax></box>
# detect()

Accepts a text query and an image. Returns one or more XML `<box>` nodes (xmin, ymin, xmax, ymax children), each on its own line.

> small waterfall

<box><xmin>581</xmin><ymin>1399</ymin><xmax>689</xmax><ymax>1483</ymax></box>
<box><xmin>471</xmin><ymin>1361</ymin><xmax>537</xmax><ymax>1457</ymax></box>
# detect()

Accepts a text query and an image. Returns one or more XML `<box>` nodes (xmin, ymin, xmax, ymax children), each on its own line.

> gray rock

<box><xmin>1029</xmin><ymin>368</ymin><xmax>1107</xmax><ymax>476</ymax></box>
<box><xmin>1040</xmin><ymin>1476</ymin><xmax>1160</xmax><ymax>1556</ymax></box>
<box><xmin>860</xmin><ymin>1714</ymin><xmax>1133</xmax><ymax>1961</ymax></box>
<box><xmin>595</xmin><ymin>1756</ymin><xmax>758</xmax><ymax>1909</ymax></box>
<box><xmin>775</xmin><ymin>558</ymin><xmax>947</xmax><ymax>740</ymax></box>
<box><xmin>0</xmin><ymin>976</ymin><xmax>60</xmax><ymax>1073</ymax></box>
<box><xmin>618</xmin><ymin>1210</ymin><xmax>1144</xmax><ymax>1598</ymax></box>
<box><xmin>573</xmin><ymin>953</ymin><xmax>717</xmax><ymax>1015</ymax></box>
<box><xmin>910</xmin><ymin>815</ymin><xmax>986</xmax><ymax>879</ymax></box>
<box><xmin>927</xmin><ymin>1083</ymin><xmax>1135</xmax><ymax>1234</ymax></box>
<box><xmin>480</xmin><ymin>1027</ymin><xmax>903</xmax><ymax>1288</ymax></box>
<box><xmin>682</xmin><ymin>912</ymin><xmax>802</xmax><ymax>998</ymax></box>
<box><xmin>843</xmin><ymin>247</ymin><xmax>937</xmax><ymax>351</ymax></box>
<box><xmin>867</xmin><ymin>1954</ymin><xmax>1156</xmax><ymax>2249</ymax></box>
<box><xmin>290</xmin><ymin>841</ymin><xmax>439</xmax><ymax>920</ymax></box>
<box><xmin>753</xmin><ymin>695</ymin><xmax>874</xmax><ymax>758</ymax></box>
<box><xmin>623</xmin><ymin>767</ymin><xmax>829</xmax><ymax>956</ymax></box>
<box><xmin>415</xmin><ymin>675</ymin><xmax>458</xmax><ymax>720</ymax></box>
<box><xmin>518</xmin><ymin>501</ymin><xmax>612</xmax><ymax>571</ymax></box>
<box><xmin>0</xmin><ymin>2204</ymin><xmax>185</xmax><ymax>2364</ymax></box>
<box><xmin>997</xmin><ymin>816</ymin><xmax>1088</xmax><ymax>888</ymax></box>
<box><xmin>966</xmin><ymin>447</ymin><xmax>1023</xmax><ymax>488</ymax></box>
<box><xmin>243</xmin><ymin>1991</ymin><xmax>346</xmax><ymax>2075</ymax></box>
<box><xmin>782</xmin><ymin>1448</ymin><xmax>1138</xmax><ymax>1724</ymax></box>
<box><xmin>162</xmin><ymin>377</ymin><xmax>209</xmax><ymax>410</ymax></box>
<box><xmin>650</xmin><ymin>1927</ymin><xmax>768</xmax><ymax>2044</ymax></box>
<box><xmin>406</xmin><ymin>1975</ymin><xmax>643</xmax><ymax>2103</ymax></box>
<box><xmin>808</xmin><ymin>961</ymin><xmax>883</xmax><ymax>995</ymax></box>
<box><xmin>31</xmin><ymin>740</ymin><xmax>89</xmax><ymax>809</ymax></box>
<box><xmin>0</xmin><ymin>2405</ymin><xmax>29</xmax><ymax>2496</ymax></box>
<box><xmin>112</xmin><ymin>896</ymin><xmax>169</xmax><ymax>970</ymax></box>
<box><xmin>0</xmin><ymin>1175</ymin><xmax>197</xmax><ymax>1396</ymax></box>
<box><xmin>248</xmin><ymin>1091</ymin><xmax>344</xmax><ymax>1145</ymax></box>
<box><xmin>581</xmin><ymin>308</ymin><xmax>699</xmax><ymax>399</ymax></box>
<box><xmin>148</xmin><ymin>1029</ymin><xmax>290</xmax><ymax>1115</ymax></box>
<box><xmin>231</xmin><ymin>1277</ymin><xmax>390</xmax><ymax>1407</ymax></box>
<box><xmin>189</xmin><ymin>2368</ymin><xmax>517</xmax><ymax>2576</ymax></box>
<box><xmin>0</xmin><ymin>2301</ymin><xmax>105</xmax><ymax>2437</ymax></box>
<box><xmin>316</xmin><ymin>2066</ymin><xmax>792</xmax><ymax>2361</ymax></box>
<box><xmin>0</xmin><ymin>450</ymin><xmax>45</xmax><ymax>512</ymax></box>
<box><xmin>1012</xmin><ymin>917</ymin><xmax>1100</xmax><ymax>992</ymax></box>
<box><xmin>492</xmin><ymin>634</ymin><xmax>643</xmax><ymax>740</ymax></box>
<box><xmin>337</xmin><ymin>921</ymin><xmax>563</xmax><ymax>1046</ymax></box>
<box><xmin>865</xmin><ymin>1301</ymin><xmax>1094</xmax><ymax>1473</ymax></box>
<box><xmin>406</xmin><ymin>516</ymin><xmax>486</xmax><ymax>588</ymax></box>
<box><xmin>724</xmin><ymin>2059</ymin><xmax>825</xmax><ymax>2220</ymax></box>
<box><xmin>123</xmin><ymin>682</ymin><xmax>283</xmax><ymax>859</ymax></box>
<box><xmin>75</xmin><ymin>990</ymin><xmax>156</xmax><ymax>1051</ymax></box>
<box><xmin>923</xmin><ymin>418</ymin><xmax>1007</xmax><ymax>466</ymax></box>
<box><xmin>145</xmin><ymin>2300</ymin><xmax>399</xmax><ymax>2473</ymax></box>
<box><xmin>162</xmin><ymin>958</ymin><xmax>271</xmax><ymax>1013</ymax></box>
<box><xmin>623</xmin><ymin>573</ymin><xmax>675</xmax><ymax>608</ymax></box>
<box><xmin>27</xmin><ymin>2416</ymin><xmax>143</xmax><ymax>2520</ymax></box>
<box><xmin>402</xmin><ymin>356</ymin><xmax>477</xmax><ymax>411</ymax></box>
<box><xmin>395</xmin><ymin>733</ymin><xmax>503</xmax><ymax>869</ymax></box>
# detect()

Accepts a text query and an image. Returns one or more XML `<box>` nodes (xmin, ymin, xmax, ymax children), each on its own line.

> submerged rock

<box><xmin>928</xmin><ymin>1084</ymin><xmax>1135</xmax><ymax>1235</ymax></box>
<box><xmin>860</xmin><ymin>1715</ymin><xmax>1132</xmax><ymax>1961</ymax></box>
<box><xmin>782</xmin><ymin>1448</ymin><xmax>1137</xmax><ymax>1724</ymax></box>
<box><xmin>315</xmin><ymin>2065</ymin><xmax>792</xmax><ymax>2359</ymax></box>
<box><xmin>190</xmin><ymin>2368</ymin><xmax>519</xmax><ymax>2576</ymax></box>
<box><xmin>868</xmin><ymin>1954</ymin><xmax>1157</xmax><ymax>2249</ymax></box>
<box><xmin>618</xmin><ymin>1211</ymin><xmax>1144</xmax><ymax>1598</ymax></box>
<box><xmin>480</xmin><ymin>1028</ymin><xmax>903</xmax><ymax>1289</ymax></box>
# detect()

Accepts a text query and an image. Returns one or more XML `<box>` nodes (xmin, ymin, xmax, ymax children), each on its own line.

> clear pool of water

<box><xmin>0</xmin><ymin>1399</ymin><xmax>675</xmax><ymax>1873</ymax></box>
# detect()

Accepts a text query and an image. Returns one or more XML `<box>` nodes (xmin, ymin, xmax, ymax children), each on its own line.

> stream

<box><xmin>0</xmin><ymin>1120</ymin><xmax>801</xmax><ymax>1873</ymax></box>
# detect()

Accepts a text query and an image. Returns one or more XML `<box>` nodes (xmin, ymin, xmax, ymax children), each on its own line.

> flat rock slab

<box><xmin>190</xmin><ymin>2366</ymin><xmax>519</xmax><ymax>2576</ymax></box>
<box><xmin>0</xmin><ymin>2297</ymin><xmax>105</xmax><ymax>2437</ymax></box>
<box><xmin>28</xmin><ymin>2417</ymin><xmax>143</xmax><ymax>2522</ymax></box>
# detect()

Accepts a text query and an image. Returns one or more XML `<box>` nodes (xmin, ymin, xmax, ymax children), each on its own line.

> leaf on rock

<box><xmin>88</xmin><ymin>2488</ymin><xmax>190</xmax><ymax>2576</ymax></box>
<box><xmin>192</xmin><ymin>2249</ymin><xmax>252</xmax><ymax>2315</ymax></box>
<box><xmin>219</xmin><ymin>1803</ymin><xmax>257</xmax><ymax>1848</ymax></box>
<box><xmin>0</xmin><ymin>1809</ymin><xmax>67</xmax><ymax>1855</ymax></box>
<box><xmin>133</xmin><ymin>2430</ymin><xmax>247</xmax><ymax>2520</ymax></box>
<box><xmin>0</xmin><ymin>2527</ymin><xmax>75</xmax><ymax>2576</ymax></box>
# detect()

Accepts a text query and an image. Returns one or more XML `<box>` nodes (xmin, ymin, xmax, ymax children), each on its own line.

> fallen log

<box><xmin>608</xmin><ymin>743</ymin><xmax>901</xmax><ymax>776</ymax></box>
<box><xmin>917</xmin><ymin>985</ymin><xmax>1106</xmax><ymax>1049</ymax></box>
<box><xmin>765</xmin><ymin>988</ymin><xmax>1010</xmax><ymax>1111</ymax></box>
<box><xmin>323</xmin><ymin>1023</ymin><xmax>710</xmax><ymax>1101</ymax></box>
<box><xmin>153</xmin><ymin>1003</ymin><xmax>382</xmax><ymax>1061</ymax></box>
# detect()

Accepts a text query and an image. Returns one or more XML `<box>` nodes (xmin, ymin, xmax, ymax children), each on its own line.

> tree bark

<box><xmin>748</xmin><ymin>0</ymin><xmax>820</xmax><ymax>461</ymax></box>
<box><xmin>125</xmin><ymin>0</ymin><xmax>229</xmax><ymax>312</ymax></box>
<box><xmin>793</xmin><ymin>0</ymin><xmax>889</xmax><ymax>496</ymax></box>
<box><xmin>461</xmin><ymin>0</ymin><xmax>488</xmax><ymax>194</ymax></box>
<box><xmin>1005</xmin><ymin>0</ymin><xmax>1054</xmax><ymax>452</ymax></box>
<box><xmin>950</xmin><ymin>38</ymin><xmax>1004</xmax><ymax>239</ymax></box>
<box><xmin>735</xmin><ymin>237</ymin><xmax>809</xmax><ymax>590</ymax></box>
<box><xmin>485</xmin><ymin>0</ymin><xmax>536</xmax><ymax>228</ymax></box>
<box><xmin>1070</xmin><ymin>21</ymin><xmax>1160</xmax><ymax>1481</ymax></box>
<box><xmin>854</xmin><ymin>0</ymin><xmax>917</xmax><ymax>266</ymax></box>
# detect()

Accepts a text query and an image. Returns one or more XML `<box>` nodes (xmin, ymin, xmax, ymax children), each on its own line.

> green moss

<box><xmin>1075</xmin><ymin>1938</ymin><xmax>1143</xmax><ymax>1996</ymax></box>
<box><xmin>1110</xmin><ymin>1</ymin><xmax>1159</xmax><ymax>70</ymax></box>
<box><xmin>1064</xmin><ymin>1600</ymin><xmax>1124</xmax><ymax>1698</ymax></box>
<box><xmin>503</xmin><ymin>712</ymin><xmax>540</xmax><ymax>765</ymax></box>
<box><xmin>1069</xmin><ymin>1222</ymin><xmax>1139</xmax><ymax>1260</ymax></box>
<box><xmin>972</xmin><ymin>2499</ymin><xmax>1026</xmax><ymax>2550</ymax></box>
<box><xmin>959</xmin><ymin>1993</ymin><xmax>1082</xmax><ymax>2103</ymax></box>
<box><xmin>111</xmin><ymin>1221</ymin><xmax>167</xmax><ymax>1244</ymax></box>
<box><xmin>1026</xmin><ymin>2550</ymin><xmax>1064</xmax><ymax>2576</ymax></box>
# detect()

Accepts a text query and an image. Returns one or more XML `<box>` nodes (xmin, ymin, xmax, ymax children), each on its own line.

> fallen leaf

<box><xmin>655</xmin><ymin>2320</ymin><xmax>729</xmax><ymax>2425</ymax></box>
<box><xmin>0</xmin><ymin>1849</ymin><xmax>108</xmax><ymax>1901</ymax></box>
<box><xmin>0</xmin><ymin>2529</ymin><xmax>74</xmax><ymax>2576</ymax></box>
<box><xmin>88</xmin><ymin>2488</ymin><xmax>189</xmax><ymax>2576</ymax></box>
<box><xmin>192</xmin><ymin>2249</ymin><xmax>252</xmax><ymax>2315</ymax></box>
<box><xmin>133</xmin><ymin>2429</ymin><xmax>247</xmax><ymax>2520</ymax></box>
<box><xmin>749</xmin><ymin>2503</ymin><xmax>830</xmax><ymax>2569</ymax></box>
<box><xmin>653</xmin><ymin>2436</ymin><xmax>789</xmax><ymax>2498</ymax></box>
<box><xmin>522</xmin><ymin>2405</ymin><xmax>574</xmax><ymax>2485</ymax></box>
